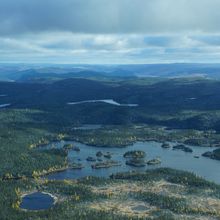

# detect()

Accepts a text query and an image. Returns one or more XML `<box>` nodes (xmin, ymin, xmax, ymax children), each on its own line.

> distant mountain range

<box><xmin>1</xmin><ymin>76</ymin><xmax>220</xmax><ymax>130</ymax></box>
<box><xmin>1</xmin><ymin>63</ymin><xmax>220</xmax><ymax>82</ymax></box>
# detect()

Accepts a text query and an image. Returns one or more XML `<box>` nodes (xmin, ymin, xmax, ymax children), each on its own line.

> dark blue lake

<box><xmin>20</xmin><ymin>192</ymin><xmax>55</xmax><ymax>211</ymax></box>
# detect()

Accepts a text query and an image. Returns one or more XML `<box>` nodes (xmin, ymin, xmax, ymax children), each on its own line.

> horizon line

<box><xmin>1</xmin><ymin>62</ymin><xmax>220</xmax><ymax>66</ymax></box>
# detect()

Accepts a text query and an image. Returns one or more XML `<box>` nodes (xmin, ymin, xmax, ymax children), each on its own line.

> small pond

<box><xmin>20</xmin><ymin>192</ymin><xmax>55</xmax><ymax>211</ymax></box>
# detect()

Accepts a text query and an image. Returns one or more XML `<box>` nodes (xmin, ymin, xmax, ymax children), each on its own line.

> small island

<box><xmin>103</xmin><ymin>152</ymin><xmax>112</xmax><ymax>159</ymax></box>
<box><xmin>96</xmin><ymin>151</ymin><xmax>103</xmax><ymax>157</ymax></box>
<box><xmin>123</xmin><ymin>150</ymin><xmax>146</xmax><ymax>159</ymax></box>
<box><xmin>86</xmin><ymin>156</ymin><xmax>96</xmax><ymax>162</ymax></box>
<box><xmin>147</xmin><ymin>158</ymin><xmax>161</xmax><ymax>165</ymax></box>
<box><xmin>91</xmin><ymin>160</ymin><xmax>121</xmax><ymax>169</ymax></box>
<box><xmin>173</xmin><ymin>144</ymin><xmax>193</xmax><ymax>153</ymax></box>
<box><xmin>202</xmin><ymin>148</ymin><xmax>220</xmax><ymax>160</ymax></box>
<box><xmin>161</xmin><ymin>143</ymin><xmax>171</xmax><ymax>149</ymax></box>
<box><xmin>126</xmin><ymin>158</ymin><xmax>146</xmax><ymax>167</ymax></box>
<box><xmin>70</xmin><ymin>162</ymin><xmax>84</xmax><ymax>169</ymax></box>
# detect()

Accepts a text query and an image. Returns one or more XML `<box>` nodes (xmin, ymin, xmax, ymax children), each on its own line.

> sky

<box><xmin>1</xmin><ymin>0</ymin><xmax>220</xmax><ymax>64</ymax></box>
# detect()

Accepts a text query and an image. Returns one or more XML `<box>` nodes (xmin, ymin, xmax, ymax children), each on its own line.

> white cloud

<box><xmin>0</xmin><ymin>32</ymin><xmax>220</xmax><ymax>63</ymax></box>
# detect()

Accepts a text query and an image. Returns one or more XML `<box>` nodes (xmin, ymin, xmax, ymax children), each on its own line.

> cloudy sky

<box><xmin>1</xmin><ymin>0</ymin><xmax>220</xmax><ymax>64</ymax></box>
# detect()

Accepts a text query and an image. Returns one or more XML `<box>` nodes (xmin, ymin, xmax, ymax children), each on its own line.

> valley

<box><xmin>2</xmin><ymin>0</ymin><xmax>220</xmax><ymax>218</ymax></box>
<box><xmin>0</xmin><ymin>75</ymin><xmax>220</xmax><ymax>219</ymax></box>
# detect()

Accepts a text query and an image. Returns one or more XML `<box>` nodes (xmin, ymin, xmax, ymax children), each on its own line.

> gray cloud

<box><xmin>1</xmin><ymin>0</ymin><xmax>220</xmax><ymax>63</ymax></box>
<box><xmin>0</xmin><ymin>0</ymin><xmax>220</xmax><ymax>35</ymax></box>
